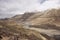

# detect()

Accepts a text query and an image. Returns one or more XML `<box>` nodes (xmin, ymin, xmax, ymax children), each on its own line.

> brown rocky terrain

<box><xmin>0</xmin><ymin>9</ymin><xmax>60</xmax><ymax>40</ymax></box>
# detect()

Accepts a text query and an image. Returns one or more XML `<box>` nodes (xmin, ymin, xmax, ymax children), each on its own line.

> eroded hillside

<box><xmin>0</xmin><ymin>9</ymin><xmax>60</xmax><ymax>40</ymax></box>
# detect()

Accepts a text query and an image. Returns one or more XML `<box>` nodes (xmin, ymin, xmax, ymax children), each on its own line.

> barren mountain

<box><xmin>6</xmin><ymin>8</ymin><xmax>60</xmax><ymax>30</ymax></box>
<box><xmin>27</xmin><ymin>9</ymin><xmax>60</xmax><ymax>25</ymax></box>
<box><xmin>0</xmin><ymin>8</ymin><xmax>60</xmax><ymax>40</ymax></box>
<box><xmin>11</xmin><ymin>9</ymin><xmax>60</xmax><ymax>26</ymax></box>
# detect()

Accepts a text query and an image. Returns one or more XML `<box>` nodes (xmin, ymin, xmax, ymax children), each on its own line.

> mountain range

<box><xmin>0</xmin><ymin>8</ymin><xmax>60</xmax><ymax>40</ymax></box>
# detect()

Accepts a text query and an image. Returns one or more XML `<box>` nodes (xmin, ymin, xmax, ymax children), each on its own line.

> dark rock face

<box><xmin>54</xmin><ymin>35</ymin><xmax>60</xmax><ymax>40</ymax></box>
<box><xmin>0</xmin><ymin>36</ymin><xmax>2</xmax><ymax>40</ymax></box>
<box><xmin>18</xmin><ymin>12</ymin><xmax>35</xmax><ymax>22</ymax></box>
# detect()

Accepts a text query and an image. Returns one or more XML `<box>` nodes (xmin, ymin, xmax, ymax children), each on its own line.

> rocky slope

<box><xmin>0</xmin><ymin>20</ymin><xmax>49</xmax><ymax>40</ymax></box>
<box><xmin>0</xmin><ymin>8</ymin><xmax>60</xmax><ymax>40</ymax></box>
<box><xmin>11</xmin><ymin>9</ymin><xmax>60</xmax><ymax>25</ymax></box>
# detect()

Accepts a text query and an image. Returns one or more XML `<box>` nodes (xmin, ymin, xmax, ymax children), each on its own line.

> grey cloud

<box><xmin>0</xmin><ymin>0</ymin><xmax>41</xmax><ymax>18</ymax></box>
<box><xmin>39</xmin><ymin>0</ymin><xmax>46</xmax><ymax>4</ymax></box>
<box><xmin>0</xmin><ymin>0</ymin><xmax>60</xmax><ymax>18</ymax></box>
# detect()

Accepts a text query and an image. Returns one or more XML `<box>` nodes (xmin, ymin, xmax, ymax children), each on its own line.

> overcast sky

<box><xmin>0</xmin><ymin>0</ymin><xmax>60</xmax><ymax>18</ymax></box>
